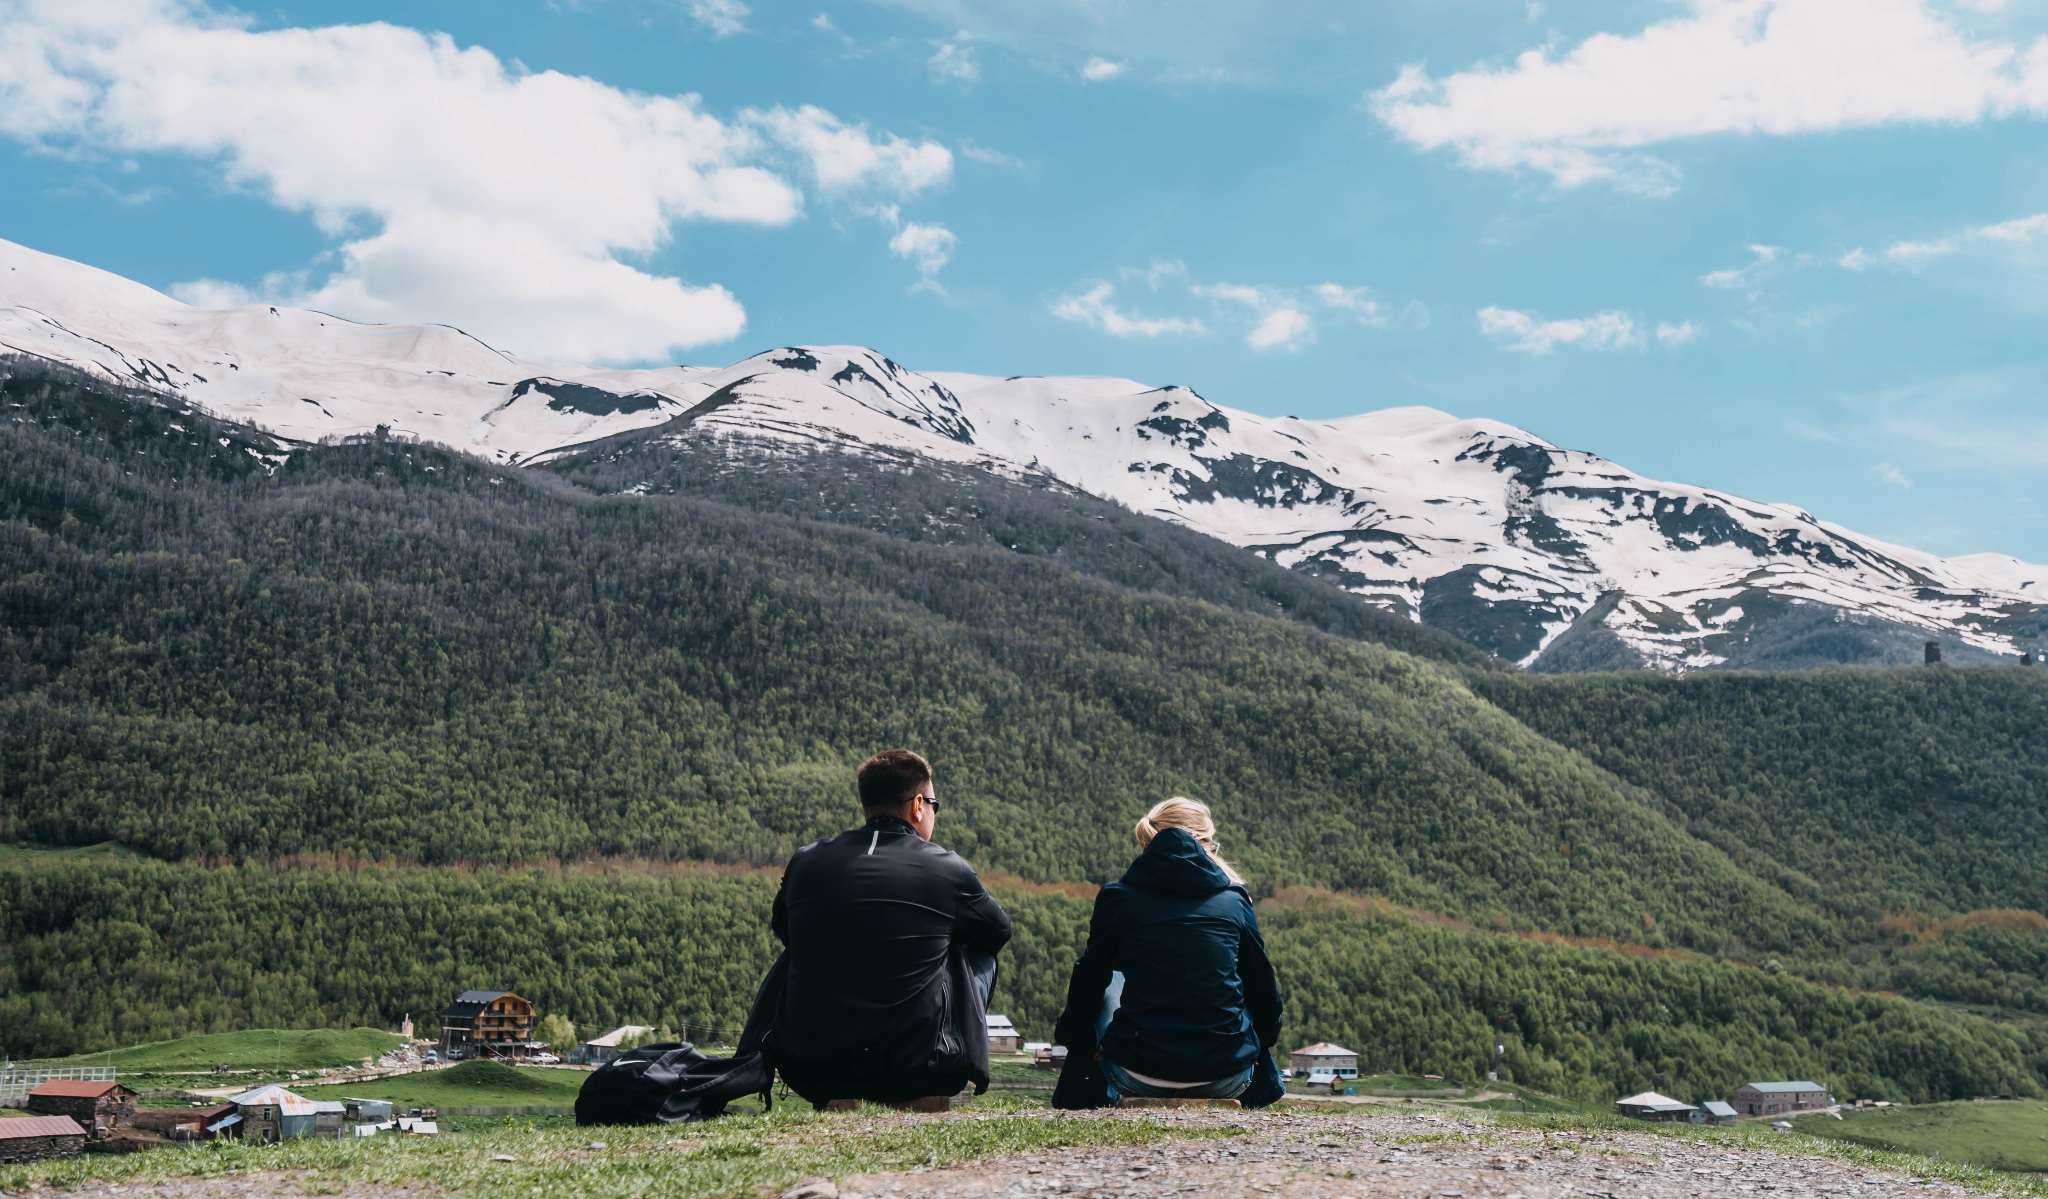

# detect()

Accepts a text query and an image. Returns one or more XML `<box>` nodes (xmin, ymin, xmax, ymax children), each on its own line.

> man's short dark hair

<box><xmin>859</xmin><ymin>749</ymin><xmax>932</xmax><ymax>812</ymax></box>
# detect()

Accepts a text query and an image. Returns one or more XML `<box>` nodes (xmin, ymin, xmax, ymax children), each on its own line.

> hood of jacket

<box><xmin>1119</xmin><ymin>827</ymin><xmax>1234</xmax><ymax>898</ymax></box>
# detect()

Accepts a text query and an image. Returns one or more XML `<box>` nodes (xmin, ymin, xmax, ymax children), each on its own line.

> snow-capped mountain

<box><xmin>5</xmin><ymin>236</ymin><xmax>2043</xmax><ymax>669</ymax></box>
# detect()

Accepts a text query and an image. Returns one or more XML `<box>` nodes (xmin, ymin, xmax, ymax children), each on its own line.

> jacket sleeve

<box><xmin>771</xmin><ymin>870</ymin><xmax>792</xmax><ymax>945</ymax></box>
<box><xmin>954</xmin><ymin>864</ymin><xmax>1013</xmax><ymax>954</ymax></box>
<box><xmin>1238</xmin><ymin>898</ymin><xmax>1283</xmax><ymax>1050</ymax></box>
<box><xmin>1052</xmin><ymin>888</ymin><xmax>1121</xmax><ymax>1051</ymax></box>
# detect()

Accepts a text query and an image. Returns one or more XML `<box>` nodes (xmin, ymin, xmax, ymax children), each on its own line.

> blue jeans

<box><xmin>967</xmin><ymin>949</ymin><xmax>997</xmax><ymax>1007</ymax></box>
<box><xmin>1094</xmin><ymin>971</ymin><xmax>1254</xmax><ymax>1101</ymax></box>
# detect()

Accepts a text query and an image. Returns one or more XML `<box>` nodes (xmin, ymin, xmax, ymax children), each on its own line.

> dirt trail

<box><xmin>829</xmin><ymin>1112</ymin><xmax>1973</xmax><ymax>1199</ymax></box>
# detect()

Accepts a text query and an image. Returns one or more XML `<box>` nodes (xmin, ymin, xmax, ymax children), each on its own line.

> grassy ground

<box><xmin>33</xmin><ymin>1027</ymin><xmax>404</xmax><ymax>1074</ymax></box>
<box><xmin>0</xmin><ymin>1101</ymin><xmax>1218</xmax><ymax>1198</ymax></box>
<box><xmin>0</xmin><ymin>840</ymin><xmax>140</xmax><ymax>863</ymax></box>
<box><xmin>296</xmin><ymin>1061</ymin><xmax>589</xmax><ymax>1111</ymax></box>
<box><xmin>1795</xmin><ymin>1102</ymin><xmax>2048</xmax><ymax>1172</ymax></box>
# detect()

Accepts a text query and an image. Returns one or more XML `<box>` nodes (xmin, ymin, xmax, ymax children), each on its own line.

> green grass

<box><xmin>0</xmin><ymin>1104</ymin><xmax>1227</xmax><ymax>1199</ymax></box>
<box><xmin>34</xmin><ymin>1027</ymin><xmax>403</xmax><ymax>1074</ymax></box>
<box><xmin>1796</xmin><ymin>1101</ymin><xmax>2048</xmax><ymax>1172</ymax></box>
<box><xmin>296</xmin><ymin>1061</ymin><xmax>589</xmax><ymax>1110</ymax></box>
<box><xmin>0</xmin><ymin>840</ymin><xmax>140</xmax><ymax>863</ymax></box>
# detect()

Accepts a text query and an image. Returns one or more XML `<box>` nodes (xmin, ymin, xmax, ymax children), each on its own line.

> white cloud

<box><xmin>1372</xmin><ymin>0</ymin><xmax>2048</xmax><ymax>187</ymax></box>
<box><xmin>1981</xmin><ymin>212</ymin><xmax>2048</xmax><ymax>242</ymax></box>
<box><xmin>689</xmin><ymin>0</ymin><xmax>749</xmax><ymax>37</ymax></box>
<box><xmin>1839</xmin><ymin>247</ymin><xmax>1877</xmax><ymax>270</ymax></box>
<box><xmin>1701</xmin><ymin>243</ymin><xmax>1779</xmax><ymax>288</ymax></box>
<box><xmin>1122</xmin><ymin>259</ymin><xmax>1187</xmax><ymax>290</ymax></box>
<box><xmin>0</xmin><ymin>0</ymin><xmax>956</xmax><ymax>363</ymax></box>
<box><xmin>744</xmin><ymin>105</ymin><xmax>953</xmax><ymax>195</ymax></box>
<box><xmin>1655</xmin><ymin>320</ymin><xmax>1703</xmax><ymax>345</ymax></box>
<box><xmin>1081</xmin><ymin>57</ymin><xmax>1124</xmax><ymax>81</ymax></box>
<box><xmin>1478</xmin><ymin>306</ymin><xmax>1641</xmax><ymax>353</ymax></box>
<box><xmin>1873</xmin><ymin>462</ymin><xmax>1913</xmax><ymax>487</ymax></box>
<box><xmin>1194</xmin><ymin>281</ymin><xmax>1318</xmax><ymax>350</ymax></box>
<box><xmin>930</xmin><ymin>38</ymin><xmax>980</xmax><ymax>82</ymax></box>
<box><xmin>1313</xmin><ymin>282</ymin><xmax>1386</xmax><ymax>324</ymax></box>
<box><xmin>888</xmin><ymin>220</ymin><xmax>957</xmax><ymax>283</ymax></box>
<box><xmin>1886</xmin><ymin>238</ymin><xmax>1955</xmax><ymax>263</ymax></box>
<box><xmin>1245</xmin><ymin>306</ymin><xmax>1312</xmax><ymax>351</ymax></box>
<box><xmin>1050</xmin><ymin>283</ymin><xmax>1205</xmax><ymax>338</ymax></box>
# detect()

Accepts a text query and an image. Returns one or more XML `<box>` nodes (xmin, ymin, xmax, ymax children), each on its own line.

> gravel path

<box><xmin>827</xmin><ymin>1112</ymin><xmax>1977</xmax><ymax>1199</ymax></box>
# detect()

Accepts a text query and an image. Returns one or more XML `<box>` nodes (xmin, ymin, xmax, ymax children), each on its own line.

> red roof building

<box><xmin>26</xmin><ymin>1080</ymin><xmax>137</xmax><ymax>1138</ymax></box>
<box><xmin>0</xmin><ymin>1115</ymin><xmax>88</xmax><ymax>1162</ymax></box>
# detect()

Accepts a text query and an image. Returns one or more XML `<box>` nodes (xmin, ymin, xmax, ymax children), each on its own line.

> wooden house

<box><xmin>441</xmin><ymin>990</ymin><xmax>536</xmax><ymax>1059</ymax></box>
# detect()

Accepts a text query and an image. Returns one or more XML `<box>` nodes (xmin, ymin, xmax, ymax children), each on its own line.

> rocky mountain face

<box><xmin>5</xmin><ymin>236</ymin><xmax>2042</xmax><ymax>669</ymax></box>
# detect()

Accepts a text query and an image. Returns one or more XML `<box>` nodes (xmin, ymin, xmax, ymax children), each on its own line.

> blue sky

<box><xmin>5</xmin><ymin>0</ymin><xmax>2048</xmax><ymax>562</ymax></box>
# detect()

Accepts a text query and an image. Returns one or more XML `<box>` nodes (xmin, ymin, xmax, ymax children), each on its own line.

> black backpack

<box><xmin>574</xmin><ymin>1042</ymin><xmax>774</xmax><ymax>1125</ymax></box>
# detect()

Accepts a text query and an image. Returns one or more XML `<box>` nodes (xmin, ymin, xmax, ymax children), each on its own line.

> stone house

<box><xmin>25</xmin><ymin>1080</ymin><xmax>137</xmax><ymax>1139</ymax></box>
<box><xmin>0</xmin><ymin>1115</ymin><xmax>87</xmax><ymax>1163</ymax></box>
<box><xmin>1730</xmin><ymin>1081</ymin><xmax>1831</xmax><ymax>1117</ymax></box>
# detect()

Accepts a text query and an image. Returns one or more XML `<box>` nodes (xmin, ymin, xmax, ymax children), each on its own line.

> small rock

<box><xmin>492</xmin><ymin>1154</ymin><xmax>518</xmax><ymax>1162</ymax></box>
<box><xmin>782</xmin><ymin>1180</ymin><xmax>839</xmax><ymax>1199</ymax></box>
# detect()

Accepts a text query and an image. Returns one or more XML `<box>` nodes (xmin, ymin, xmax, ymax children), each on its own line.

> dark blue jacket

<box><xmin>1051</xmin><ymin>828</ymin><xmax>1282</xmax><ymax>1105</ymax></box>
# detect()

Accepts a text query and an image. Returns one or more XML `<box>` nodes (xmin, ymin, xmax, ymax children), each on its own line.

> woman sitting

<box><xmin>1051</xmin><ymin>798</ymin><xmax>1283</xmax><ymax>1108</ymax></box>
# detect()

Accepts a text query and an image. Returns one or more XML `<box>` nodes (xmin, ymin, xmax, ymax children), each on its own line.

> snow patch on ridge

<box><xmin>4</xmin><ymin>235</ymin><xmax>2042</xmax><ymax>668</ymax></box>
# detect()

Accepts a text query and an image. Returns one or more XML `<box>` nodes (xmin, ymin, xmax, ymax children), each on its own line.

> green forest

<box><xmin>3</xmin><ymin>358</ymin><xmax>2047</xmax><ymax>1102</ymax></box>
<box><xmin>3</xmin><ymin>854</ymin><xmax>2040</xmax><ymax>1104</ymax></box>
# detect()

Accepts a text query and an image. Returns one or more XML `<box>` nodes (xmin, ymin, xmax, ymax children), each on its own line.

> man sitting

<box><xmin>768</xmin><ymin>749</ymin><xmax>1012</xmax><ymax>1109</ymax></box>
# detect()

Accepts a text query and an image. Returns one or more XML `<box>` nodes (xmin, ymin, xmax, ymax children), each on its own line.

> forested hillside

<box><xmin>0</xmin><ymin>361</ymin><xmax>1829</xmax><ymax>952</ymax></box>
<box><xmin>3</xmin><ymin>855</ymin><xmax>2039</xmax><ymax>1103</ymax></box>
<box><xmin>1474</xmin><ymin>671</ymin><xmax>2048</xmax><ymax>925</ymax></box>
<box><xmin>5</xmin><ymin>358</ymin><xmax>2048</xmax><ymax>1099</ymax></box>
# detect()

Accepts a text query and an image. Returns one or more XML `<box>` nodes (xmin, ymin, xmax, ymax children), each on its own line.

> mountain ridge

<box><xmin>5</xmin><ymin>235</ymin><xmax>2042</xmax><ymax>670</ymax></box>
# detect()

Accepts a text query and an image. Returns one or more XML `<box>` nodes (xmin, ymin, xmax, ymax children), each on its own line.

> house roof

<box><xmin>1702</xmin><ymin>1102</ymin><xmax>1740</xmax><ymax>1117</ymax></box>
<box><xmin>986</xmin><ymin>1015</ymin><xmax>1017</xmax><ymax>1033</ymax></box>
<box><xmin>584</xmin><ymin>1025</ymin><xmax>652</xmax><ymax>1049</ymax></box>
<box><xmin>0</xmin><ymin>1116</ymin><xmax>87</xmax><ymax>1139</ymax></box>
<box><xmin>1741</xmin><ymin>1081</ymin><xmax>1825</xmax><ymax>1093</ymax></box>
<box><xmin>308</xmin><ymin>1101</ymin><xmax>347</xmax><ymax>1114</ymax></box>
<box><xmin>28</xmin><ymin>1079</ymin><xmax>131</xmax><ymax>1099</ymax></box>
<box><xmin>444</xmin><ymin>989</ymin><xmax>526</xmax><ymax>1019</ymax></box>
<box><xmin>1292</xmin><ymin>1043</ymin><xmax>1357</xmax><ymax>1056</ymax></box>
<box><xmin>226</xmin><ymin>1084</ymin><xmax>319</xmax><ymax>1114</ymax></box>
<box><xmin>1616</xmin><ymin>1091</ymin><xmax>1696</xmax><ymax>1111</ymax></box>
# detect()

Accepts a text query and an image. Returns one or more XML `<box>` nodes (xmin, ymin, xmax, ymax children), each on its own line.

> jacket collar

<box><xmin>861</xmin><ymin>813</ymin><xmax>918</xmax><ymax>836</ymax></box>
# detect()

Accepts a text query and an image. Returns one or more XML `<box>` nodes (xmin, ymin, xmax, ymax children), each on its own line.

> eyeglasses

<box><xmin>918</xmin><ymin>794</ymin><xmax>940</xmax><ymax>810</ymax></box>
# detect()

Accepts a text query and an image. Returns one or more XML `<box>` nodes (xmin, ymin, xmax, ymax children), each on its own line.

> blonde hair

<box><xmin>1135</xmin><ymin>797</ymin><xmax>1244</xmax><ymax>885</ymax></box>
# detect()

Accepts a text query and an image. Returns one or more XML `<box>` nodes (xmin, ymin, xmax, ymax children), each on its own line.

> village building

<box><xmin>574</xmin><ymin>1025</ymin><xmax>652</xmax><ymax>1065</ymax></box>
<box><xmin>225</xmin><ymin>1084</ymin><xmax>344</xmax><ymax>1142</ymax></box>
<box><xmin>1701</xmin><ymin>1101</ymin><xmax>1741</xmax><ymax>1124</ymax></box>
<box><xmin>1289</xmin><ymin>1043</ymin><xmax>1360</xmax><ymax>1080</ymax></box>
<box><xmin>25</xmin><ymin>1080</ymin><xmax>137</xmax><ymax>1139</ymax></box>
<box><xmin>1616</xmin><ymin>1091</ymin><xmax>1701</xmax><ymax>1122</ymax></box>
<box><xmin>399</xmin><ymin>1014</ymin><xmax>415</xmax><ymax>1039</ymax></box>
<box><xmin>130</xmin><ymin>1103</ymin><xmax>238</xmax><ymax>1142</ymax></box>
<box><xmin>1730</xmin><ymin>1081</ymin><xmax>1831</xmax><ymax>1117</ymax></box>
<box><xmin>441</xmin><ymin>990</ymin><xmax>537</xmax><ymax>1060</ymax></box>
<box><xmin>0</xmin><ymin>1115</ymin><xmax>87</xmax><ymax>1163</ymax></box>
<box><xmin>987</xmin><ymin>1015</ymin><xmax>1021</xmax><ymax>1054</ymax></box>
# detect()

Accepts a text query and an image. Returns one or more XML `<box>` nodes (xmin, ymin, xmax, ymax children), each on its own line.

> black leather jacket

<box><xmin>768</xmin><ymin>815</ymin><xmax>1012</xmax><ymax>1104</ymax></box>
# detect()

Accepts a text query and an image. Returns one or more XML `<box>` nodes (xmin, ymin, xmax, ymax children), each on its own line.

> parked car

<box><xmin>528</xmin><ymin>1053</ymin><xmax>560</xmax><ymax>1064</ymax></box>
<box><xmin>424</xmin><ymin>1049</ymin><xmax>439</xmax><ymax>1064</ymax></box>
